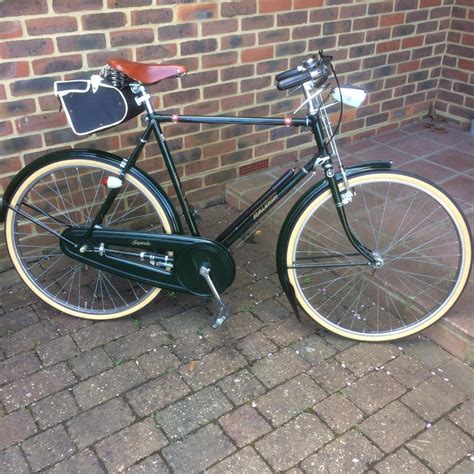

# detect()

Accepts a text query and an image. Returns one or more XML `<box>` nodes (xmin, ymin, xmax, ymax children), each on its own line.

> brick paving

<box><xmin>1</xmin><ymin>128</ymin><xmax>474</xmax><ymax>472</ymax></box>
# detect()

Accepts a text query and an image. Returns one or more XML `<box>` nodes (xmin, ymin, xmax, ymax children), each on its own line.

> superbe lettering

<box><xmin>131</xmin><ymin>240</ymin><xmax>152</xmax><ymax>247</ymax></box>
<box><xmin>253</xmin><ymin>194</ymin><xmax>278</xmax><ymax>220</ymax></box>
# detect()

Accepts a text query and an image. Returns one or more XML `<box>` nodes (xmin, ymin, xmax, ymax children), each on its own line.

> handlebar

<box><xmin>275</xmin><ymin>51</ymin><xmax>332</xmax><ymax>91</ymax></box>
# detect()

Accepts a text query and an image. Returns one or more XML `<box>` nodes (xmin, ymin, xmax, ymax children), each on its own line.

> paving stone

<box><xmin>206</xmin><ymin>446</ymin><xmax>272</xmax><ymax>474</ymax></box>
<box><xmin>0</xmin><ymin>307</ymin><xmax>39</xmax><ymax>336</ymax></box>
<box><xmin>314</xmin><ymin>393</ymin><xmax>365</xmax><ymax>435</ymax></box>
<box><xmin>156</xmin><ymin>385</ymin><xmax>232</xmax><ymax>439</ymax></box>
<box><xmin>171</xmin><ymin>333</ymin><xmax>216</xmax><ymax>363</ymax></box>
<box><xmin>307</xmin><ymin>357</ymin><xmax>356</xmax><ymax>393</ymax></box>
<box><xmin>66</xmin><ymin>398</ymin><xmax>135</xmax><ymax>449</ymax></box>
<box><xmin>73</xmin><ymin>361</ymin><xmax>146</xmax><ymax>410</ymax></box>
<box><xmin>253</xmin><ymin>298</ymin><xmax>290</xmax><ymax>323</ymax></box>
<box><xmin>256</xmin><ymin>373</ymin><xmax>326</xmax><ymax>427</ymax></box>
<box><xmin>104</xmin><ymin>325</ymin><xmax>171</xmax><ymax>362</ymax></box>
<box><xmin>125</xmin><ymin>453</ymin><xmax>169</xmax><ymax>473</ymax></box>
<box><xmin>69</xmin><ymin>347</ymin><xmax>114</xmax><ymax>380</ymax></box>
<box><xmin>384</xmin><ymin>353</ymin><xmax>431</xmax><ymax>388</ymax></box>
<box><xmin>95</xmin><ymin>418</ymin><xmax>168</xmax><ymax>472</ymax></box>
<box><xmin>217</xmin><ymin>369</ymin><xmax>266</xmax><ymax>406</ymax></box>
<box><xmin>301</xmin><ymin>431</ymin><xmax>383</xmax><ymax>473</ymax></box>
<box><xmin>0</xmin><ymin>446</ymin><xmax>30</xmax><ymax>473</ymax></box>
<box><xmin>0</xmin><ymin>321</ymin><xmax>57</xmax><ymax>357</ymax></box>
<box><xmin>45</xmin><ymin>448</ymin><xmax>104</xmax><ymax>474</ymax></box>
<box><xmin>0</xmin><ymin>362</ymin><xmax>76</xmax><ymax>413</ymax></box>
<box><xmin>336</xmin><ymin>343</ymin><xmax>400</xmax><ymax>377</ymax></box>
<box><xmin>345</xmin><ymin>371</ymin><xmax>406</xmax><ymax>415</ymax></box>
<box><xmin>206</xmin><ymin>311</ymin><xmax>263</xmax><ymax>344</ymax></box>
<box><xmin>374</xmin><ymin>448</ymin><xmax>432</xmax><ymax>473</ymax></box>
<box><xmin>439</xmin><ymin>357</ymin><xmax>474</xmax><ymax>399</ymax></box>
<box><xmin>36</xmin><ymin>335</ymin><xmax>79</xmax><ymax>365</ymax></box>
<box><xmin>245</xmin><ymin>277</ymin><xmax>280</xmax><ymax>303</ymax></box>
<box><xmin>449</xmin><ymin>458</ymin><xmax>474</xmax><ymax>474</ymax></box>
<box><xmin>136</xmin><ymin>347</ymin><xmax>180</xmax><ymax>378</ymax></box>
<box><xmin>1</xmin><ymin>287</ymin><xmax>38</xmax><ymax>311</ymax></box>
<box><xmin>321</xmin><ymin>331</ymin><xmax>356</xmax><ymax>351</ymax></box>
<box><xmin>0</xmin><ymin>351</ymin><xmax>42</xmax><ymax>386</ymax></box>
<box><xmin>449</xmin><ymin>401</ymin><xmax>474</xmax><ymax>437</ymax></box>
<box><xmin>160</xmin><ymin>306</ymin><xmax>212</xmax><ymax>339</ymax></box>
<box><xmin>22</xmin><ymin>425</ymin><xmax>76</xmax><ymax>472</ymax></box>
<box><xmin>360</xmin><ymin>401</ymin><xmax>425</xmax><ymax>453</ymax></box>
<box><xmin>251</xmin><ymin>347</ymin><xmax>309</xmax><ymax>388</ymax></box>
<box><xmin>179</xmin><ymin>346</ymin><xmax>247</xmax><ymax>390</ymax></box>
<box><xmin>261</xmin><ymin>317</ymin><xmax>315</xmax><ymax>347</ymax></box>
<box><xmin>35</xmin><ymin>304</ymin><xmax>93</xmax><ymax>335</ymax></box>
<box><xmin>401</xmin><ymin>376</ymin><xmax>466</xmax><ymax>422</ymax></box>
<box><xmin>256</xmin><ymin>413</ymin><xmax>333</xmax><ymax>471</ymax></box>
<box><xmin>31</xmin><ymin>390</ymin><xmax>79</xmax><ymax>429</ymax></box>
<box><xmin>0</xmin><ymin>408</ymin><xmax>37</xmax><ymax>450</ymax></box>
<box><xmin>235</xmin><ymin>331</ymin><xmax>278</xmax><ymax>363</ymax></box>
<box><xmin>410</xmin><ymin>419</ymin><xmax>474</xmax><ymax>472</ymax></box>
<box><xmin>72</xmin><ymin>319</ymin><xmax>136</xmax><ymax>351</ymax></box>
<box><xmin>218</xmin><ymin>405</ymin><xmax>271</xmax><ymax>447</ymax></box>
<box><xmin>162</xmin><ymin>423</ymin><xmax>235</xmax><ymax>473</ymax></box>
<box><xmin>292</xmin><ymin>333</ymin><xmax>337</xmax><ymax>365</ymax></box>
<box><xmin>126</xmin><ymin>371</ymin><xmax>190</xmax><ymax>417</ymax></box>
<box><xmin>399</xmin><ymin>337</ymin><xmax>452</xmax><ymax>369</ymax></box>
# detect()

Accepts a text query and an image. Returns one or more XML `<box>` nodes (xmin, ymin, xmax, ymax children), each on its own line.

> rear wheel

<box><xmin>283</xmin><ymin>171</ymin><xmax>472</xmax><ymax>341</ymax></box>
<box><xmin>5</xmin><ymin>156</ymin><xmax>175</xmax><ymax>319</ymax></box>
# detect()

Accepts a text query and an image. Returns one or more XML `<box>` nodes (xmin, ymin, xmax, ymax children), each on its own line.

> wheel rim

<box><xmin>287</xmin><ymin>173</ymin><xmax>471</xmax><ymax>340</ymax></box>
<box><xmin>6</xmin><ymin>159</ymin><xmax>172</xmax><ymax>319</ymax></box>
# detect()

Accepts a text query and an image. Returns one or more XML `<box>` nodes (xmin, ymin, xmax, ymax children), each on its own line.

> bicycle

<box><xmin>1</xmin><ymin>51</ymin><xmax>471</xmax><ymax>342</ymax></box>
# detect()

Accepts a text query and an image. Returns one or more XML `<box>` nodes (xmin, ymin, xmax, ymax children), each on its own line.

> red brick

<box><xmin>340</xmin><ymin>4</ymin><xmax>367</xmax><ymax>18</ymax></box>
<box><xmin>258</xmin><ymin>29</ymin><xmax>290</xmax><ymax>45</ymax></box>
<box><xmin>0</xmin><ymin>38</ymin><xmax>53</xmax><ymax>59</ymax></box>
<box><xmin>376</xmin><ymin>40</ymin><xmax>402</xmax><ymax>54</ymax></box>
<box><xmin>293</xmin><ymin>24</ymin><xmax>322</xmax><ymax>40</ymax></box>
<box><xmin>353</xmin><ymin>16</ymin><xmax>379</xmax><ymax>30</ymax></box>
<box><xmin>82</xmin><ymin>12</ymin><xmax>126</xmax><ymax>30</ymax></box>
<box><xmin>0</xmin><ymin>21</ymin><xmax>22</xmax><ymax>39</ymax></box>
<box><xmin>277</xmin><ymin>11</ymin><xmax>307</xmax><ymax>26</ymax></box>
<box><xmin>204</xmin><ymin>83</ymin><xmax>238</xmax><ymax>100</ymax></box>
<box><xmin>110</xmin><ymin>29</ymin><xmax>154</xmax><ymax>47</ymax></box>
<box><xmin>241</xmin><ymin>46</ymin><xmax>274</xmax><ymax>63</ymax></box>
<box><xmin>58</xmin><ymin>34</ymin><xmax>106</xmax><ymax>52</ymax></box>
<box><xmin>32</xmin><ymin>55</ymin><xmax>82</xmax><ymax>75</ymax></box>
<box><xmin>107</xmin><ymin>0</ymin><xmax>151</xmax><ymax>6</ymax></box>
<box><xmin>158</xmin><ymin>23</ymin><xmax>197</xmax><ymax>41</ymax></box>
<box><xmin>26</xmin><ymin>16</ymin><xmax>77</xmax><ymax>35</ymax></box>
<box><xmin>259</xmin><ymin>0</ymin><xmax>291</xmax><ymax>13</ymax></box>
<box><xmin>181</xmin><ymin>38</ymin><xmax>218</xmax><ymax>56</ymax></box>
<box><xmin>221</xmin><ymin>33</ymin><xmax>256</xmax><ymax>50</ymax></box>
<box><xmin>242</xmin><ymin>15</ymin><xmax>274</xmax><ymax>30</ymax></box>
<box><xmin>323</xmin><ymin>20</ymin><xmax>352</xmax><ymax>35</ymax></box>
<box><xmin>221</xmin><ymin>64</ymin><xmax>254</xmax><ymax>82</ymax></box>
<box><xmin>221</xmin><ymin>93</ymin><xmax>255</xmax><ymax>111</ymax></box>
<box><xmin>402</xmin><ymin>36</ymin><xmax>424</xmax><ymax>48</ymax></box>
<box><xmin>131</xmin><ymin>8</ymin><xmax>172</xmax><ymax>25</ymax></box>
<box><xmin>53</xmin><ymin>0</ymin><xmax>102</xmax><ymax>13</ymax></box>
<box><xmin>459</xmin><ymin>58</ymin><xmax>474</xmax><ymax>71</ymax></box>
<box><xmin>221</xmin><ymin>1</ymin><xmax>257</xmax><ymax>17</ymax></box>
<box><xmin>15</xmin><ymin>113</ymin><xmax>67</xmax><ymax>134</ymax></box>
<box><xmin>136</xmin><ymin>44</ymin><xmax>176</xmax><ymax>62</ymax></box>
<box><xmin>0</xmin><ymin>99</ymin><xmax>36</xmax><ymax>120</ymax></box>
<box><xmin>420</xmin><ymin>0</ymin><xmax>442</xmax><ymax>6</ymax></box>
<box><xmin>0</xmin><ymin>62</ymin><xmax>30</xmax><ymax>80</ymax></box>
<box><xmin>202</xmin><ymin>51</ymin><xmax>238</xmax><ymax>69</ymax></box>
<box><xmin>177</xmin><ymin>3</ymin><xmax>218</xmax><ymax>21</ymax></box>
<box><xmin>88</xmin><ymin>48</ymin><xmax>133</xmax><ymax>67</ymax></box>
<box><xmin>202</xmin><ymin>19</ymin><xmax>238</xmax><ymax>35</ymax></box>
<box><xmin>295</xmin><ymin>0</ymin><xmax>324</xmax><ymax>8</ymax></box>
<box><xmin>0</xmin><ymin>121</ymin><xmax>13</xmax><ymax>137</ymax></box>
<box><xmin>398</xmin><ymin>60</ymin><xmax>421</xmax><ymax>73</ymax></box>
<box><xmin>0</xmin><ymin>0</ymin><xmax>48</xmax><ymax>17</ymax></box>
<box><xmin>380</xmin><ymin>12</ymin><xmax>405</xmax><ymax>26</ymax></box>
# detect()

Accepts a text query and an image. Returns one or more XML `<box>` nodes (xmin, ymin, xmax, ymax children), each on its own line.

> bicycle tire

<box><xmin>281</xmin><ymin>170</ymin><xmax>472</xmax><ymax>341</ymax></box>
<box><xmin>5</xmin><ymin>155</ymin><xmax>175</xmax><ymax>320</ymax></box>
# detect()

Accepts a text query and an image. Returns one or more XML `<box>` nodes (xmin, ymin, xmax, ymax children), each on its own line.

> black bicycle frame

<box><xmin>83</xmin><ymin>109</ymin><xmax>376</xmax><ymax>264</ymax></box>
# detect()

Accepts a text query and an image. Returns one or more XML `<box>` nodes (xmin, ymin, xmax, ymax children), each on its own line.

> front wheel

<box><xmin>5</xmin><ymin>155</ymin><xmax>176</xmax><ymax>320</ymax></box>
<box><xmin>282</xmin><ymin>171</ymin><xmax>472</xmax><ymax>341</ymax></box>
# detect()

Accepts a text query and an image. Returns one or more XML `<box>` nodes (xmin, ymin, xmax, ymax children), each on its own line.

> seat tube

<box><xmin>151</xmin><ymin>120</ymin><xmax>200</xmax><ymax>236</ymax></box>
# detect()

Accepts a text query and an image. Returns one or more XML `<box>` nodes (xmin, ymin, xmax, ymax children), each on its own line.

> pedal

<box><xmin>211</xmin><ymin>303</ymin><xmax>230</xmax><ymax>329</ymax></box>
<box><xmin>199</xmin><ymin>265</ymin><xmax>232</xmax><ymax>329</ymax></box>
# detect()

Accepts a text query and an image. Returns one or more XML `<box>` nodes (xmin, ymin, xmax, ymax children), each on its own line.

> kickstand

<box><xmin>199</xmin><ymin>266</ymin><xmax>231</xmax><ymax>329</ymax></box>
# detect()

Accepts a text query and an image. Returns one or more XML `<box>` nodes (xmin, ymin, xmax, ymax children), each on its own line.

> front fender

<box><xmin>0</xmin><ymin>148</ymin><xmax>183</xmax><ymax>233</ymax></box>
<box><xmin>276</xmin><ymin>160</ymin><xmax>392</xmax><ymax>314</ymax></box>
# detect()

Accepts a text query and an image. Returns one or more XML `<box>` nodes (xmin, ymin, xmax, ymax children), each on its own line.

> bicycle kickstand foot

<box><xmin>199</xmin><ymin>265</ymin><xmax>231</xmax><ymax>329</ymax></box>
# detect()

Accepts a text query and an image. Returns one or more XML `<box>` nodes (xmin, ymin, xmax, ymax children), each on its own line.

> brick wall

<box><xmin>436</xmin><ymin>0</ymin><xmax>474</xmax><ymax>123</ymax></box>
<box><xmin>0</xmin><ymin>0</ymin><xmax>472</xmax><ymax>254</ymax></box>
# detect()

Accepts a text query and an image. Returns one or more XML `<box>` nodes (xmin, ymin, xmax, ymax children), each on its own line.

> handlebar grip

<box><xmin>275</xmin><ymin>66</ymin><xmax>302</xmax><ymax>82</ymax></box>
<box><xmin>277</xmin><ymin>69</ymin><xmax>312</xmax><ymax>91</ymax></box>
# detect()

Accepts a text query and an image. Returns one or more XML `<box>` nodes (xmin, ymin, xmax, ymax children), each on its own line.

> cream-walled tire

<box><xmin>5</xmin><ymin>157</ymin><xmax>174</xmax><ymax>320</ymax></box>
<box><xmin>284</xmin><ymin>171</ymin><xmax>471</xmax><ymax>341</ymax></box>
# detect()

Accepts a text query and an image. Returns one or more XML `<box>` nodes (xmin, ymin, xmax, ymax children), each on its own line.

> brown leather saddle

<box><xmin>108</xmin><ymin>58</ymin><xmax>186</xmax><ymax>85</ymax></box>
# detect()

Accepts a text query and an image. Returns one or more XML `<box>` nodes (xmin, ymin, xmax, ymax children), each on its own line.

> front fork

<box><xmin>324</xmin><ymin>160</ymin><xmax>378</xmax><ymax>266</ymax></box>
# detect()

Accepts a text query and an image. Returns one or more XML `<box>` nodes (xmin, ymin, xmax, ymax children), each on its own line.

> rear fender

<box><xmin>0</xmin><ymin>148</ymin><xmax>183</xmax><ymax>233</ymax></box>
